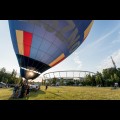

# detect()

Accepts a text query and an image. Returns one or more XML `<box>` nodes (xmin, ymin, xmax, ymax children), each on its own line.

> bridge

<box><xmin>43</xmin><ymin>70</ymin><xmax>96</xmax><ymax>81</ymax></box>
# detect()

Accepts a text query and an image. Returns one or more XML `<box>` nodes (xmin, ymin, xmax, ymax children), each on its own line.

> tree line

<box><xmin>0</xmin><ymin>67</ymin><xmax>22</xmax><ymax>85</ymax></box>
<box><xmin>83</xmin><ymin>67</ymin><xmax>120</xmax><ymax>87</ymax></box>
<box><xmin>42</xmin><ymin>67</ymin><xmax>120</xmax><ymax>87</ymax></box>
<box><xmin>1</xmin><ymin>67</ymin><xmax>120</xmax><ymax>87</ymax></box>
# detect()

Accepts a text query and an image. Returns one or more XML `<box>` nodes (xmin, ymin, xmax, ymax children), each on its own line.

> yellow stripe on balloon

<box><xmin>16</xmin><ymin>30</ymin><xmax>24</xmax><ymax>55</ymax></box>
<box><xmin>84</xmin><ymin>20</ymin><xmax>94</xmax><ymax>40</ymax></box>
<box><xmin>49</xmin><ymin>53</ymin><xmax>65</xmax><ymax>67</ymax></box>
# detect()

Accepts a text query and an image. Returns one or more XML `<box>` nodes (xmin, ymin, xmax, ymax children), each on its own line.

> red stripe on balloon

<box><xmin>23</xmin><ymin>31</ymin><xmax>33</xmax><ymax>57</ymax></box>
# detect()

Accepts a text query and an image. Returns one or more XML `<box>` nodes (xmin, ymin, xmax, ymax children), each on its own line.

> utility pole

<box><xmin>111</xmin><ymin>56</ymin><xmax>116</xmax><ymax>69</ymax></box>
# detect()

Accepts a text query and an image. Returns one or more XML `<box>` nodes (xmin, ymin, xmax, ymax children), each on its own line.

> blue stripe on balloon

<box><xmin>13</xmin><ymin>20</ymin><xmax>34</xmax><ymax>33</ymax></box>
<box><xmin>8</xmin><ymin>20</ymin><xmax>19</xmax><ymax>54</ymax></box>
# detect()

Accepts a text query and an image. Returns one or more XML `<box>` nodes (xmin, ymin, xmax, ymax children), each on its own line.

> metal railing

<box><xmin>43</xmin><ymin>70</ymin><xmax>96</xmax><ymax>81</ymax></box>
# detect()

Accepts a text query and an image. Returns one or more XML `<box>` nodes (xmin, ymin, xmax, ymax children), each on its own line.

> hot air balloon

<box><xmin>8</xmin><ymin>20</ymin><xmax>93</xmax><ymax>80</ymax></box>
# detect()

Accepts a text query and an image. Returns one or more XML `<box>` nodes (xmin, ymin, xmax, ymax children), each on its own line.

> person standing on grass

<box><xmin>26</xmin><ymin>85</ymin><xmax>30</xmax><ymax>100</ymax></box>
<box><xmin>19</xmin><ymin>81</ymin><xmax>26</xmax><ymax>98</ymax></box>
<box><xmin>45</xmin><ymin>84</ymin><xmax>48</xmax><ymax>90</ymax></box>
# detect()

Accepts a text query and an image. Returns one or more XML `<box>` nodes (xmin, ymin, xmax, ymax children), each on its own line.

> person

<box><xmin>12</xmin><ymin>84</ymin><xmax>19</xmax><ymax>98</ymax></box>
<box><xmin>19</xmin><ymin>82</ymin><xmax>25</xmax><ymax>98</ymax></box>
<box><xmin>26</xmin><ymin>85</ymin><xmax>30</xmax><ymax>100</ymax></box>
<box><xmin>114</xmin><ymin>82</ymin><xmax>118</xmax><ymax>89</ymax></box>
<box><xmin>45</xmin><ymin>84</ymin><xmax>48</xmax><ymax>90</ymax></box>
<box><xmin>17</xmin><ymin>85</ymin><xmax>22</xmax><ymax>98</ymax></box>
<box><xmin>12</xmin><ymin>86</ymin><xmax>16</xmax><ymax>98</ymax></box>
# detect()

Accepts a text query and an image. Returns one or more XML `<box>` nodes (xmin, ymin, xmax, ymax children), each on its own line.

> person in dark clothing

<box><xmin>45</xmin><ymin>84</ymin><xmax>48</xmax><ymax>90</ymax></box>
<box><xmin>26</xmin><ymin>85</ymin><xmax>30</xmax><ymax>100</ymax></box>
<box><xmin>13</xmin><ymin>85</ymin><xmax>19</xmax><ymax>98</ymax></box>
<box><xmin>19</xmin><ymin>83</ymin><xmax>25</xmax><ymax>98</ymax></box>
<box><xmin>13</xmin><ymin>86</ymin><xmax>16</xmax><ymax>98</ymax></box>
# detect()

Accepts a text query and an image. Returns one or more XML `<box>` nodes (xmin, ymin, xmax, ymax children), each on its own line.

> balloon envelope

<box><xmin>9</xmin><ymin>20</ymin><xmax>93</xmax><ymax>79</ymax></box>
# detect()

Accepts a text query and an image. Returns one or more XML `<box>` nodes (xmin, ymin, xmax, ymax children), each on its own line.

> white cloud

<box><xmin>111</xmin><ymin>39</ymin><xmax>120</xmax><ymax>44</ymax></box>
<box><xmin>110</xmin><ymin>31</ymin><xmax>120</xmax><ymax>44</ymax></box>
<box><xmin>73</xmin><ymin>52</ymin><xmax>82</xmax><ymax>68</ymax></box>
<box><xmin>97</xmin><ymin>49</ymin><xmax>120</xmax><ymax>72</ymax></box>
<box><xmin>78</xmin><ymin>24</ymin><xmax>120</xmax><ymax>55</ymax></box>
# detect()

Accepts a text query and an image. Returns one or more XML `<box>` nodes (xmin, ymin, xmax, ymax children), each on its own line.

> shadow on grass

<box><xmin>0</xmin><ymin>88</ymin><xmax>13</xmax><ymax>91</ymax></box>
<box><xmin>8</xmin><ymin>89</ymin><xmax>46</xmax><ymax>100</ymax></box>
<box><xmin>7</xmin><ymin>88</ymin><xmax>13</xmax><ymax>91</ymax></box>
<box><xmin>47</xmin><ymin>91</ymin><xmax>65</xmax><ymax>99</ymax></box>
<box><xmin>111</xmin><ymin>87</ymin><xmax>119</xmax><ymax>90</ymax></box>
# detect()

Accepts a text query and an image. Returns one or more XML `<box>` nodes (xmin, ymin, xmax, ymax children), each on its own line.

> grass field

<box><xmin>0</xmin><ymin>86</ymin><xmax>120</xmax><ymax>100</ymax></box>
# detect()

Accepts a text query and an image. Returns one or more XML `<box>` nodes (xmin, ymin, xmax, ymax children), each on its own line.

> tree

<box><xmin>102</xmin><ymin>69</ymin><xmax>109</xmax><ymax>80</ymax></box>
<box><xmin>114</xmin><ymin>73</ymin><xmax>119</xmax><ymax>83</ymax></box>
<box><xmin>84</xmin><ymin>74</ymin><xmax>92</xmax><ymax>85</ymax></box>
<box><xmin>0</xmin><ymin>67</ymin><xmax>23</xmax><ymax>84</ymax></box>
<box><xmin>60</xmin><ymin>78</ymin><xmax>64</xmax><ymax>85</ymax></box>
<box><xmin>95</xmin><ymin>76</ymin><xmax>100</xmax><ymax>85</ymax></box>
<box><xmin>52</xmin><ymin>77</ymin><xmax>57</xmax><ymax>85</ymax></box>
<box><xmin>0</xmin><ymin>67</ymin><xmax>6</xmax><ymax>73</ymax></box>
<box><xmin>0</xmin><ymin>67</ymin><xmax>6</xmax><ymax>82</ymax></box>
<box><xmin>2</xmin><ymin>78</ymin><xmax>8</xmax><ymax>84</ymax></box>
<box><xmin>41</xmin><ymin>79</ymin><xmax>44</xmax><ymax>85</ymax></box>
<box><xmin>66</xmin><ymin>81</ymin><xmax>74</xmax><ymax>85</ymax></box>
<box><xmin>11</xmin><ymin>69</ymin><xmax>17</xmax><ymax>77</ymax></box>
<box><xmin>91</xmin><ymin>75</ymin><xmax>96</xmax><ymax>86</ymax></box>
<box><xmin>95</xmin><ymin>72</ymin><xmax>102</xmax><ymax>86</ymax></box>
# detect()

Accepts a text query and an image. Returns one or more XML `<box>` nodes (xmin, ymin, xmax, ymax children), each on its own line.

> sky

<box><xmin>1</xmin><ymin>20</ymin><xmax>120</xmax><ymax>81</ymax></box>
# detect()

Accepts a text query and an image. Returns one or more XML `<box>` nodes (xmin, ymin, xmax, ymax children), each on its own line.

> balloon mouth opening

<box><xmin>20</xmin><ymin>67</ymin><xmax>41</xmax><ymax>80</ymax></box>
<box><xmin>21</xmin><ymin>67</ymin><xmax>41</xmax><ymax>74</ymax></box>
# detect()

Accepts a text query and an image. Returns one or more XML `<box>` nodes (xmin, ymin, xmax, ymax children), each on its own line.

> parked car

<box><xmin>78</xmin><ymin>83</ymin><xmax>82</xmax><ymax>86</ymax></box>
<box><xmin>51</xmin><ymin>84</ymin><xmax>55</xmax><ymax>86</ymax></box>
<box><xmin>0</xmin><ymin>82</ymin><xmax>7</xmax><ymax>88</ymax></box>
<box><xmin>29</xmin><ymin>84</ymin><xmax>40</xmax><ymax>91</ymax></box>
<box><xmin>8</xmin><ymin>84</ymin><xmax>16</xmax><ymax>87</ymax></box>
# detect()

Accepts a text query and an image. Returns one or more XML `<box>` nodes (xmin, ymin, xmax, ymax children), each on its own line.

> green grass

<box><xmin>1</xmin><ymin>86</ymin><xmax>120</xmax><ymax>100</ymax></box>
<box><xmin>0</xmin><ymin>88</ymin><xmax>13</xmax><ymax>100</ymax></box>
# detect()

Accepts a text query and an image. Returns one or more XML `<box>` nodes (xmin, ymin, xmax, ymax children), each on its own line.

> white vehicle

<box><xmin>0</xmin><ymin>82</ymin><xmax>7</xmax><ymax>88</ymax></box>
<box><xmin>29</xmin><ymin>84</ymin><xmax>40</xmax><ymax>91</ymax></box>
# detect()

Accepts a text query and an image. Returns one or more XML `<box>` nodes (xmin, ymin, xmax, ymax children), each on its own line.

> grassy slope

<box><xmin>0</xmin><ymin>86</ymin><xmax>120</xmax><ymax>100</ymax></box>
<box><xmin>0</xmin><ymin>88</ymin><xmax>13</xmax><ymax>100</ymax></box>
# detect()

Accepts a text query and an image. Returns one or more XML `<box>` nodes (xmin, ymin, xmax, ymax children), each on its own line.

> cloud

<box><xmin>73</xmin><ymin>52</ymin><xmax>82</xmax><ymax>68</ymax></box>
<box><xmin>111</xmin><ymin>39</ymin><xmax>120</xmax><ymax>44</ymax></box>
<box><xmin>97</xmin><ymin>49</ymin><xmax>120</xmax><ymax>72</ymax></box>
<box><xmin>78</xmin><ymin>24</ymin><xmax>120</xmax><ymax>55</ymax></box>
